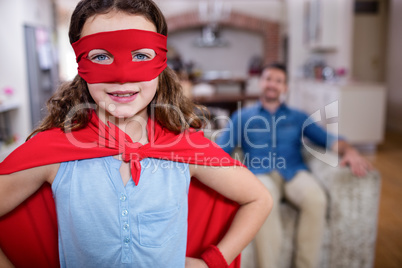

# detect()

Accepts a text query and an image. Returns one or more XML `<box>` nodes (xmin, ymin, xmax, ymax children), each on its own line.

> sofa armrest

<box><xmin>304</xmin><ymin>152</ymin><xmax>381</xmax><ymax>268</ymax></box>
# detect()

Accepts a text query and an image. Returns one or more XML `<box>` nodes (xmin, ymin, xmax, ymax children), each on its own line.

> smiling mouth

<box><xmin>108</xmin><ymin>92</ymin><xmax>137</xmax><ymax>97</ymax></box>
<box><xmin>107</xmin><ymin>91</ymin><xmax>139</xmax><ymax>103</ymax></box>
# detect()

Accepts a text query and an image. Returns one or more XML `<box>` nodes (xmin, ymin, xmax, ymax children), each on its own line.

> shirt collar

<box><xmin>256</xmin><ymin>101</ymin><xmax>289</xmax><ymax>115</ymax></box>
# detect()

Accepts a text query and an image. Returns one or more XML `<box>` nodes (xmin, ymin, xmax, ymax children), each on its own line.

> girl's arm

<box><xmin>0</xmin><ymin>163</ymin><xmax>59</xmax><ymax>216</ymax></box>
<box><xmin>188</xmin><ymin>164</ymin><xmax>272</xmax><ymax>266</ymax></box>
<box><xmin>0</xmin><ymin>247</ymin><xmax>13</xmax><ymax>268</ymax></box>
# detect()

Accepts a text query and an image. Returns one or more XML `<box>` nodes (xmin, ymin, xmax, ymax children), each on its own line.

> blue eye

<box><xmin>88</xmin><ymin>49</ymin><xmax>113</xmax><ymax>64</ymax></box>
<box><xmin>132</xmin><ymin>49</ymin><xmax>155</xmax><ymax>62</ymax></box>
<box><xmin>133</xmin><ymin>53</ymin><xmax>149</xmax><ymax>61</ymax></box>
<box><xmin>95</xmin><ymin>54</ymin><xmax>108</xmax><ymax>61</ymax></box>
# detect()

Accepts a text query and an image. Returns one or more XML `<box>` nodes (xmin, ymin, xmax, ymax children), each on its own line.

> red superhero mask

<box><xmin>72</xmin><ymin>29</ymin><xmax>167</xmax><ymax>84</ymax></box>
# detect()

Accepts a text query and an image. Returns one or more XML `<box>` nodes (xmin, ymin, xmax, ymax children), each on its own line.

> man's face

<box><xmin>259</xmin><ymin>67</ymin><xmax>287</xmax><ymax>103</ymax></box>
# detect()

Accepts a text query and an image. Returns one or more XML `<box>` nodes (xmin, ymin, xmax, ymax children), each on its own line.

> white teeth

<box><xmin>112</xmin><ymin>93</ymin><xmax>134</xmax><ymax>97</ymax></box>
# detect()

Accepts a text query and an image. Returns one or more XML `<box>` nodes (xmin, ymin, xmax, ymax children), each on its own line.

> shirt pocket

<box><xmin>138</xmin><ymin>206</ymin><xmax>180</xmax><ymax>248</ymax></box>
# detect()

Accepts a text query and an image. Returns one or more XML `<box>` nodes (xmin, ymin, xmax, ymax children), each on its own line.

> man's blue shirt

<box><xmin>215</xmin><ymin>102</ymin><xmax>338</xmax><ymax>181</ymax></box>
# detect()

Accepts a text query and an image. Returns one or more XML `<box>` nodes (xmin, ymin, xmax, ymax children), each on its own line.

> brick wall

<box><xmin>166</xmin><ymin>11</ymin><xmax>280</xmax><ymax>64</ymax></box>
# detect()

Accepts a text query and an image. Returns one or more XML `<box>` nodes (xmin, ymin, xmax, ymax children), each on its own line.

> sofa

<box><xmin>239</xmin><ymin>150</ymin><xmax>381</xmax><ymax>268</ymax></box>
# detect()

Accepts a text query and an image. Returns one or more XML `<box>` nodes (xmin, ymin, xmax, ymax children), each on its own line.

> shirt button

<box><xmin>123</xmin><ymin>223</ymin><xmax>129</xmax><ymax>230</ymax></box>
<box><xmin>120</xmin><ymin>194</ymin><xmax>127</xmax><ymax>202</ymax></box>
<box><xmin>122</xmin><ymin>210</ymin><xmax>128</xmax><ymax>216</ymax></box>
<box><xmin>124</xmin><ymin>237</ymin><xmax>130</xmax><ymax>244</ymax></box>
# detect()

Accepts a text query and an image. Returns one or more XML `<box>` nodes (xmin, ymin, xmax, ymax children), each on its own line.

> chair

<box><xmin>240</xmin><ymin>150</ymin><xmax>381</xmax><ymax>268</ymax></box>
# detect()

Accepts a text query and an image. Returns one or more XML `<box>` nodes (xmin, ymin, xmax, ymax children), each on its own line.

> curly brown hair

<box><xmin>28</xmin><ymin>0</ymin><xmax>207</xmax><ymax>139</ymax></box>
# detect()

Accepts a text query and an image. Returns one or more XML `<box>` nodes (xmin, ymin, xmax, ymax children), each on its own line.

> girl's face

<box><xmin>81</xmin><ymin>11</ymin><xmax>158</xmax><ymax>122</ymax></box>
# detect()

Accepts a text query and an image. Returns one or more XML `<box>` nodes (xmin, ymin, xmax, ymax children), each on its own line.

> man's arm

<box><xmin>302</xmin><ymin>114</ymin><xmax>373</xmax><ymax>177</ymax></box>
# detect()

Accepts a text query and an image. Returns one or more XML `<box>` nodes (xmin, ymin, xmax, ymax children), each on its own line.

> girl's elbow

<box><xmin>0</xmin><ymin>203</ymin><xmax>11</xmax><ymax>218</ymax></box>
<box><xmin>0</xmin><ymin>193</ymin><xmax>17</xmax><ymax>217</ymax></box>
<box><xmin>260</xmin><ymin>187</ymin><xmax>274</xmax><ymax>218</ymax></box>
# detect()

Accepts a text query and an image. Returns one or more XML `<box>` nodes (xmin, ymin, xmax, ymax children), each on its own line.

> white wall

<box><xmin>286</xmin><ymin>0</ymin><xmax>310</xmax><ymax>80</ymax></box>
<box><xmin>352</xmin><ymin>0</ymin><xmax>388</xmax><ymax>82</ymax></box>
<box><xmin>286</xmin><ymin>0</ymin><xmax>354</xmax><ymax>82</ymax></box>
<box><xmin>158</xmin><ymin>0</ymin><xmax>285</xmax><ymax>79</ymax></box>
<box><xmin>0</xmin><ymin>0</ymin><xmax>55</xmax><ymax>140</ymax></box>
<box><xmin>56</xmin><ymin>0</ymin><xmax>286</xmax><ymax>23</ymax></box>
<box><xmin>155</xmin><ymin>0</ymin><xmax>285</xmax><ymax>22</ymax></box>
<box><xmin>168</xmin><ymin>27</ymin><xmax>264</xmax><ymax>78</ymax></box>
<box><xmin>57</xmin><ymin>0</ymin><xmax>286</xmax><ymax>81</ymax></box>
<box><xmin>386</xmin><ymin>0</ymin><xmax>402</xmax><ymax>132</ymax></box>
<box><xmin>58</xmin><ymin>22</ymin><xmax>77</xmax><ymax>82</ymax></box>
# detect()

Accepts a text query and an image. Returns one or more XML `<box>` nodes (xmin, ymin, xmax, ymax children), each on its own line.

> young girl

<box><xmin>0</xmin><ymin>0</ymin><xmax>272</xmax><ymax>267</ymax></box>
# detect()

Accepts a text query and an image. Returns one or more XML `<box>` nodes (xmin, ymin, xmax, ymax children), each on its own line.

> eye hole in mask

<box><xmin>87</xmin><ymin>49</ymin><xmax>114</xmax><ymax>65</ymax></box>
<box><xmin>87</xmin><ymin>48</ymin><xmax>156</xmax><ymax>65</ymax></box>
<box><xmin>131</xmin><ymin>48</ymin><xmax>156</xmax><ymax>62</ymax></box>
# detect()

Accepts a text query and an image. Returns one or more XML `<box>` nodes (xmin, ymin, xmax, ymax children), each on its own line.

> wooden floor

<box><xmin>363</xmin><ymin>130</ymin><xmax>402</xmax><ymax>268</ymax></box>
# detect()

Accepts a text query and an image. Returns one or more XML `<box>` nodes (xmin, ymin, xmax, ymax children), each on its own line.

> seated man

<box><xmin>215</xmin><ymin>62</ymin><xmax>372</xmax><ymax>268</ymax></box>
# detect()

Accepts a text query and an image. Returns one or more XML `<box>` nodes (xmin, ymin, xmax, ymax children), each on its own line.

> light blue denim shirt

<box><xmin>52</xmin><ymin>156</ymin><xmax>190</xmax><ymax>268</ymax></box>
<box><xmin>215</xmin><ymin>102</ymin><xmax>339</xmax><ymax>181</ymax></box>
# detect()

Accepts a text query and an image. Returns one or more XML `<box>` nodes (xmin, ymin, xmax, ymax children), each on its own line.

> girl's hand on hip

<box><xmin>185</xmin><ymin>257</ymin><xmax>208</xmax><ymax>268</ymax></box>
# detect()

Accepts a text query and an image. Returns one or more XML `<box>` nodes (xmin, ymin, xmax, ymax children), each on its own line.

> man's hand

<box><xmin>333</xmin><ymin>140</ymin><xmax>373</xmax><ymax>177</ymax></box>
<box><xmin>339</xmin><ymin>147</ymin><xmax>373</xmax><ymax>177</ymax></box>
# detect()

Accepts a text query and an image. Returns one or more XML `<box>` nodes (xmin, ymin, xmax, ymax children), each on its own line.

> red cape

<box><xmin>0</xmin><ymin>112</ymin><xmax>242</xmax><ymax>268</ymax></box>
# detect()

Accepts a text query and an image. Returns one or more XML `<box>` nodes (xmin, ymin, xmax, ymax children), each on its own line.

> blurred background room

<box><xmin>0</xmin><ymin>0</ymin><xmax>401</xmax><ymax>267</ymax></box>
